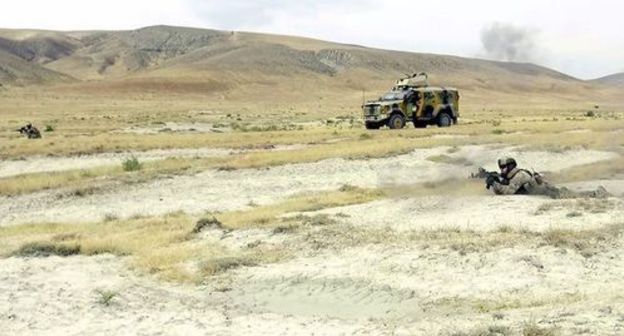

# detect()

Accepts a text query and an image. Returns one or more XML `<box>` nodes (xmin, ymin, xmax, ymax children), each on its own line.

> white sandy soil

<box><xmin>0</xmin><ymin>145</ymin><xmax>617</xmax><ymax>226</ymax></box>
<box><xmin>0</xmin><ymin>144</ymin><xmax>308</xmax><ymax>178</ymax></box>
<box><xmin>2</xmin><ymin>144</ymin><xmax>624</xmax><ymax>335</ymax></box>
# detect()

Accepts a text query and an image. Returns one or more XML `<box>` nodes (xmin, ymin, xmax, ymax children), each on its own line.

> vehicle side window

<box><xmin>441</xmin><ymin>90</ymin><xmax>449</xmax><ymax>104</ymax></box>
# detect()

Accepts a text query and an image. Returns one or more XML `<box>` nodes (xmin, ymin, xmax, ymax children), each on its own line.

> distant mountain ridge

<box><xmin>0</xmin><ymin>25</ymin><xmax>620</xmax><ymax>99</ymax></box>
<box><xmin>592</xmin><ymin>72</ymin><xmax>624</xmax><ymax>87</ymax></box>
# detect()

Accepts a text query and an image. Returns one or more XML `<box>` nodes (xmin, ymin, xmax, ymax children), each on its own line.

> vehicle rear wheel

<box><xmin>387</xmin><ymin>113</ymin><xmax>406</xmax><ymax>129</ymax></box>
<box><xmin>437</xmin><ymin>113</ymin><xmax>452</xmax><ymax>127</ymax></box>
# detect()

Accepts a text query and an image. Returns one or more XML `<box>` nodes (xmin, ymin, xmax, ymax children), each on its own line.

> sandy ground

<box><xmin>0</xmin><ymin>144</ymin><xmax>307</xmax><ymax>178</ymax></box>
<box><xmin>118</xmin><ymin>122</ymin><xmax>230</xmax><ymax>134</ymax></box>
<box><xmin>2</xmin><ymin>144</ymin><xmax>624</xmax><ymax>335</ymax></box>
<box><xmin>0</xmin><ymin>145</ymin><xmax>618</xmax><ymax>226</ymax></box>
<box><xmin>311</xmin><ymin>192</ymin><xmax>624</xmax><ymax>233</ymax></box>
<box><xmin>0</xmin><ymin>255</ymin><xmax>373</xmax><ymax>336</ymax></box>
<box><xmin>2</xmin><ymin>209</ymin><xmax>624</xmax><ymax>335</ymax></box>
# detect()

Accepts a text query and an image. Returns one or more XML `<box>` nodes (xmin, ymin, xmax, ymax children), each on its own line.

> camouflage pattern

<box><xmin>363</xmin><ymin>73</ymin><xmax>459</xmax><ymax>129</ymax></box>
<box><xmin>18</xmin><ymin>124</ymin><xmax>41</xmax><ymax>139</ymax></box>
<box><xmin>486</xmin><ymin>166</ymin><xmax>611</xmax><ymax>199</ymax></box>
<box><xmin>529</xmin><ymin>183</ymin><xmax>610</xmax><ymax>199</ymax></box>
<box><xmin>491</xmin><ymin>167</ymin><xmax>534</xmax><ymax>195</ymax></box>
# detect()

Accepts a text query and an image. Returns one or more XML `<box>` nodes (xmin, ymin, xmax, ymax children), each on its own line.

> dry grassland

<box><xmin>0</xmin><ymin>187</ymin><xmax>383</xmax><ymax>283</ymax></box>
<box><xmin>2</xmin><ymin>115</ymin><xmax>622</xmax><ymax>196</ymax></box>
<box><xmin>2</xmin><ymin>26</ymin><xmax>624</xmax><ymax>335</ymax></box>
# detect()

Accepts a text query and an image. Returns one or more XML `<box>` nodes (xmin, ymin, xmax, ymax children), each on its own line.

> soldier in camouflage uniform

<box><xmin>489</xmin><ymin>157</ymin><xmax>534</xmax><ymax>195</ymax></box>
<box><xmin>487</xmin><ymin>157</ymin><xmax>610</xmax><ymax>199</ymax></box>
<box><xmin>18</xmin><ymin>123</ymin><xmax>41</xmax><ymax>139</ymax></box>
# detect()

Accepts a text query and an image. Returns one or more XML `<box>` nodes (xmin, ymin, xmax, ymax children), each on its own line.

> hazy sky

<box><xmin>2</xmin><ymin>0</ymin><xmax>622</xmax><ymax>79</ymax></box>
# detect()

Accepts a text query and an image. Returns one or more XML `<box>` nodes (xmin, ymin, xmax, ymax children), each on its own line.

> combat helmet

<box><xmin>498</xmin><ymin>157</ymin><xmax>517</xmax><ymax>170</ymax></box>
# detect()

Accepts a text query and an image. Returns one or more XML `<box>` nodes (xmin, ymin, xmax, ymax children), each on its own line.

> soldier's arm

<box><xmin>492</xmin><ymin>171</ymin><xmax>532</xmax><ymax>195</ymax></box>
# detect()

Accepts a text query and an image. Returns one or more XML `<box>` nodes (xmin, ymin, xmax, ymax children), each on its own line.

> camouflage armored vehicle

<box><xmin>362</xmin><ymin>73</ymin><xmax>459</xmax><ymax>129</ymax></box>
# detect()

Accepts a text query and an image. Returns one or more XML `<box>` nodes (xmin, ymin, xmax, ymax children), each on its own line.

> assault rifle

<box><xmin>471</xmin><ymin>167</ymin><xmax>503</xmax><ymax>189</ymax></box>
<box><xmin>485</xmin><ymin>171</ymin><xmax>502</xmax><ymax>190</ymax></box>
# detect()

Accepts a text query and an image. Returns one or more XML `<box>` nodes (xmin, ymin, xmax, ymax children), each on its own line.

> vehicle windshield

<box><xmin>380</xmin><ymin>90</ymin><xmax>408</xmax><ymax>101</ymax></box>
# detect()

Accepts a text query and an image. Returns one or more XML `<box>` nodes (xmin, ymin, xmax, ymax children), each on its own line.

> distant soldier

<box><xmin>484</xmin><ymin>157</ymin><xmax>609</xmax><ymax>199</ymax></box>
<box><xmin>18</xmin><ymin>123</ymin><xmax>42</xmax><ymax>139</ymax></box>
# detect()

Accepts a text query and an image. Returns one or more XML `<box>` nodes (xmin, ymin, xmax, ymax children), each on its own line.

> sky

<box><xmin>1</xmin><ymin>0</ymin><xmax>622</xmax><ymax>79</ymax></box>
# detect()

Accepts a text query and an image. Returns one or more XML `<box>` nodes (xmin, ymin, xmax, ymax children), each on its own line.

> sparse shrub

<box><xmin>95</xmin><ymin>289</ymin><xmax>118</xmax><ymax>307</ymax></box>
<box><xmin>292</xmin><ymin>214</ymin><xmax>337</xmax><ymax>226</ymax></box>
<box><xmin>13</xmin><ymin>241</ymin><xmax>81</xmax><ymax>257</ymax></box>
<box><xmin>200</xmin><ymin>256</ymin><xmax>256</xmax><ymax>275</ymax></box>
<box><xmin>522</xmin><ymin>321</ymin><xmax>558</xmax><ymax>336</ymax></box>
<box><xmin>360</xmin><ymin>133</ymin><xmax>373</xmax><ymax>139</ymax></box>
<box><xmin>447</xmin><ymin>146</ymin><xmax>460</xmax><ymax>154</ymax></box>
<box><xmin>450</xmin><ymin>324</ymin><xmax>511</xmax><ymax>336</ymax></box>
<box><xmin>496</xmin><ymin>225</ymin><xmax>513</xmax><ymax>233</ymax></box>
<box><xmin>129</xmin><ymin>213</ymin><xmax>145</xmax><ymax>220</ymax></box>
<box><xmin>584</xmin><ymin>110</ymin><xmax>595</xmax><ymax>117</ymax></box>
<box><xmin>491</xmin><ymin>129</ymin><xmax>505</xmax><ymax>135</ymax></box>
<box><xmin>491</xmin><ymin>119</ymin><xmax>502</xmax><ymax>127</ymax></box>
<box><xmin>192</xmin><ymin>217</ymin><xmax>223</xmax><ymax>233</ymax></box>
<box><xmin>52</xmin><ymin>233</ymin><xmax>81</xmax><ymax>241</ymax></box>
<box><xmin>122</xmin><ymin>156</ymin><xmax>142</xmax><ymax>172</ymax></box>
<box><xmin>566</xmin><ymin>211</ymin><xmax>583</xmax><ymax>218</ymax></box>
<box><xmin>338</xmin><ymin>184</ymin><xmax>360</xmax><ymax>192</ymax></box>
<box><xmin>103</xmin><ymin>213</ymin><xmax>118</xmax><ymax>222</ymax></box>
<box><xmin>44</xmin><ymin>125</ymin><xmax>55</xmax><ymax>132</ymax></box>
<box><xmin>535</xmin><ymin>202</ymin><xmax>555</xmax><ymax>214</ymax></box>
<box><xmin>273</xmin><ymin>224</ymin><xmax>297</xmax><ymax>234</ymax></box>
<box><xmin>217</xmin><ymin>165</ymin><xmax>236</xmax><ymax>172</ymax></box>
<box><xmin>492</xmin><ymin>312</ymin><xmax>505</xmax><ymax>320</ymax></box>
<box><xmin>71</xmin><ymin>186</ymin><xmax>98</xmax><ymax>197</ymax></box>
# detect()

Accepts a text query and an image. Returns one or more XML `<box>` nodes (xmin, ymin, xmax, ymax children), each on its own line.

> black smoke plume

<box><xmin>481</xmin><ymin>23</ymin><xmax>537</xmax><ymax>62</ymax></box>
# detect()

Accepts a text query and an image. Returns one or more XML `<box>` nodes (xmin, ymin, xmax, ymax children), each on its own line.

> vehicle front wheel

<box><xmin>387</xmin><ymin>113</ymin><xmax>406</xmax><ymax>129</ymax></box>
<box><xmin>437</xmin><ymin>113</ymin><xmax>452</xmax><ymax>127</ymax></box>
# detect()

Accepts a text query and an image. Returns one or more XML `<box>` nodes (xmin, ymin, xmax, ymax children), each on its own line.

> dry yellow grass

<box><xmin>0</xmin><ymin>187</ymin><xmax>382</xmax><ymax>282</ymax></box>
<box><xmin>306</xmin><ymin>221</ymin><xmax>624</xmax><ymax>257</ymax></box>
<box><xmin>3</xmin><ymin>116</ymin><xmax>622</xmax><ymax>197</ymax></box>
<box><xmin>0</xmin><ymin>212</ymin><xmax>270</xmax><ymax>283</ymax></box>
<box><xmin>216</xmin><ymin>185</ymin><xmax>384</xmax><ymax>230</ymax></box>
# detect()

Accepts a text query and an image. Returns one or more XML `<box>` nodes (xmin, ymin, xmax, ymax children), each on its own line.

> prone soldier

<box><xmin>480</xmin><ymin>157</ymin><xmax>609</xmax><ymax>199</ymax></box>
<box><xmin>17</xmin><ymin>123</ymin><xmax>42</xmax><ymax>139</ymax></box>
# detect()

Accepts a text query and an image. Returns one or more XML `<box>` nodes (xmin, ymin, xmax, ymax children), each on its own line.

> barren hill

<box><xmin>0</xmin><ymin>25</ymin><xmax>621</xmax><ymax>108</ymax></box>
<box><xmin>592</xmin><ymin>72</ymin><xmax>624</xmax><ymax>87</ymax></box>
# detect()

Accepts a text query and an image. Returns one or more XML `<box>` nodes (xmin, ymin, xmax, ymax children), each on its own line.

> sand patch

<box><xmin>0</xmin><ymin>147</ymin><xmax>455</xmax><ymax>226</ymax></box>
<box><xmin>0</xmin><ymin>144</ymin><xmax>308</xmax><ymax>178</ymax></box>
<box><xmin>118</xmin><ymin>122</ymin><xmax>229</xmax><ymax>134</ymax></box>
<box><xmin>227</xmin><ymin>240</ymin><xmax>624</xmax><ymax>334</ymax></box>
<box><xmin>0</xmin><ymin>146</ymin><xmax>618</xmax><ymax>226</ymax></box>
<box><xmin>452</xmin><ymin>145</ymin><xmax>618</xmax><ymax>172</ymax></box>
<box><xmin>562</xmin><ymin>179</ymin><xmax>624</xmax><ymax>197</ymax></box>
<box><xmin>311</xmin><ymin>194</ymin><xmax>624</xmax><ymax>232</ymax></box>
<box><xmin>0</xmin><ymin>255</ymin><xmax>373</xmax><ymax>335</ymax></box>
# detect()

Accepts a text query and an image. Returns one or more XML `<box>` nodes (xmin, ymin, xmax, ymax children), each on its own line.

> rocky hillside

<box><xmin>0</xmin><ymin>25</ymin><xmax>620</xmax><ymax>102</ymax></box>
<box><xmin>592</xmin><ymin>72</ymin><xmax>624</xmax><ymax>87</ymax></box>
